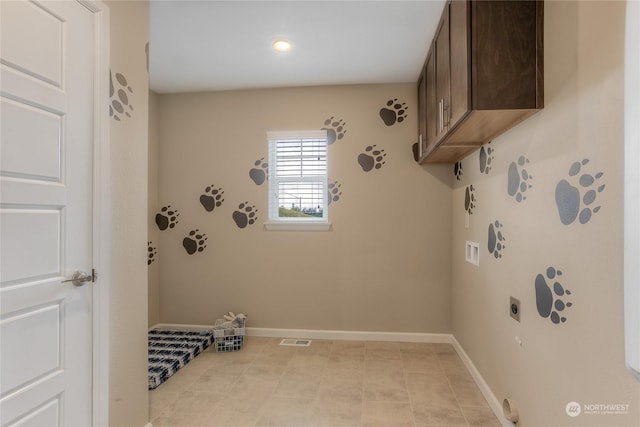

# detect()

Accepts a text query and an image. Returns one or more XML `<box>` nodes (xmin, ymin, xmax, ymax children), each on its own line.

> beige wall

<box><xmin>155</xmin><ymin>84</ymin><xmax>452</xmax><ymax>332</ymax></box>
<box><xmin>451</xmin><ymin>1</ymin><xmax>640</xmax><ymax>426</ymax></box>
<box><xmin>107</xmin><ymin>1</ymin><xmax>149</xmax><ymax>425</ymax></box>
<box><xmin>149</xmin><ymin>89</ymin><xmax>160</xmax><ymax>327</ymax></box>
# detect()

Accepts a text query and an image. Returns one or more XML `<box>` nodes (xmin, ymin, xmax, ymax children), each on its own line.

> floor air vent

<box><xmin>279</xmin><ymin>338</ymin><xmax>312</xmax><ymax>347</ymax></box>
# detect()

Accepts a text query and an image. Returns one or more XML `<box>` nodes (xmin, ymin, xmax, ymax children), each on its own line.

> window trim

<box><xmin>263</xmin><ymin>221</ymin><xmax>331</xmax><ymax>231</ymax></box>
<box><xmin>265</xmin><ymin>130</ymin><xmax>331</xmax><ymax>231</ymax></box>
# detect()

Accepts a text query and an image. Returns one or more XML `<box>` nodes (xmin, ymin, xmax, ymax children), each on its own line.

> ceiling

<box><xmin>149</xmin><ymin>0</ymin><xmax>445</xmax><ymax>93</ymax></box>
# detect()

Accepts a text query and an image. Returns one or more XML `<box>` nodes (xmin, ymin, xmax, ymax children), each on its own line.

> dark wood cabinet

<box><xmin>417</xmin><ymin>65</ymin><xmax>426</xmax><ymax>157</ymax></box>
<box><xmin>417</xmin><ymin>0</ymin><xmax>543</xmax><ymax>164</ymax></box>
<box><xmin>434</xmin><ymin>4</ymin><xmax>451</xmax><ymax>144</ymax></box>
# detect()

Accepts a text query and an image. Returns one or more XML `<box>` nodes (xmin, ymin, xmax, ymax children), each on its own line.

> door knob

<box><xmin>61</xmin><ymin>270</ymin><xmax>94</xmax><ymax>286</ymax></box>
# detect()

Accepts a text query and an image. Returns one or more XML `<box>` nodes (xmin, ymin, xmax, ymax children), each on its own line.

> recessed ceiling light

<box><xmin>272</xmin><ymin>39</ymin><xmax>292</xmax><ymax>52</ymax></box>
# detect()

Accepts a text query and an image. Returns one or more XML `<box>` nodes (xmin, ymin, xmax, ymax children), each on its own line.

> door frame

<box><xmin>625</xmin><ymin>0</ymin><xmax>640</xmax><ymax>382</ymax></box>
<box><xmin>77</xmin><ymin>1</ymin><xmax>111</xmax><ymax>425</ymax></box>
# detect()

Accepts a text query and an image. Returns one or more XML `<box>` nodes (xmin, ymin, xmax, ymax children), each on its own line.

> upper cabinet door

<box><xmin>434</xmin><ymin>3</ymin><xmax>451</xmax><ymax>140</ymax></box>
<box><xmin>449</xmin><ymin>0</ymin><xmax>471</xmax><ymax>130</ymax></box>
<box><xmin>471</xmin><ymin>0</ymin><xmax>543</xmax><ymax>110</ymax></box>
<box><xmin>417</xmin><ymin>67</ymin><xmax>427</xmax><ymax>156</ymax></box>
<box><xmin>425</xmin><ymin>51</ymin><xmax>437</xmax><ymax>152</ymax></box>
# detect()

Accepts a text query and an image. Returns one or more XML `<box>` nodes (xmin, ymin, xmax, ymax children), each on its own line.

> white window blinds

<box><xmin>267</xmin><ymin>130</ymin><xmax>328</xmax><ymax>222</ymax></box>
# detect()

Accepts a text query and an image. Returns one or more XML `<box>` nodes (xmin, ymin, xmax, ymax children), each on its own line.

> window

<box><xmin>266</xmin><ymin>130</ymin><xmax>330</xmax><ymax>231</ymax></box>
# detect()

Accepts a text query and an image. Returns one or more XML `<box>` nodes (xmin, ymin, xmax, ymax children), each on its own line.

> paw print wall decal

<box><xmin>358</xmin><ymin>145</ymin><xmax>386</xmax><ymax>172</ymax></box>
<box><xmin>148</xmin><ymin>241</ymin><xmax>157</xmax><ymax>265</ymax></box>
<box><xmin>464</xmin><ymin>185</ymin><xmax>476</xmax><ymax>215</ymax></box>
<box><xmin>155</xmin><ymin>206</ymin><xmax>179</xmax><ymax>230</ymax></box>
<box><xmin>232</xmin><ymin>202</ymin><xmax>258</xmax><ymax>229</ymax></box>
<box><xmin>321</xmin><ymin>116</ymin><xmax>347</xmax><ymax>144</ymax></box>
<box><xmin>454</xmin><ymin>161</ymin><xmax>463</xmax><ymax>181</ymax></box>
<box><xmin>535</xmin><ymin>266</ymin><xmax>573</xmax><ymax>324</ymax></box>
<box><xmin>507</xmin><ymin>156</ymin><xmax>533</xmax><ymax>202</ymax></box>
<box><xmin>109</xmin><ymin>70</ymin><xmax>134</xmax><ymax>121</ymax></box>
<box><xmin>379</xmin><ymin>98</ymin><xmax>408</xmax><ymax>126</ymax></box>
<box><xmin>249</xmin><ymin>158</ymin><xmax>268</xmax><ymax>185</ymax></box>
<box><xmin>328</xmin><ymin>181</ymin><xmax>342</xmax><ymax>205</ymax></box>
<box><xmin>555</xmin><ymin>159</ymin><xmax>605</xmax><ymax>225</ymax></box>
<box><xmin>183</xmin><ymin>229</ymin><xmax>207</xmax><ymax>255</ymax></box>
<box><xmin>200</xmin><ymin>185</ymin><xmax>225</xmax><ymax>212</ymax></box>
<box><xmin>412</xmin><ymin>143</ymin><xmax>420</xmax><ymax>162</ymax></box>
<box><xmin>479</xmin><ymin>145</ymin><xmax>494</xmax><ymax>175</ymax></box>
<box><xmin>487</xmin><ymin>221</ymin><xmax>506</xmax><ymax>259</ymax></box>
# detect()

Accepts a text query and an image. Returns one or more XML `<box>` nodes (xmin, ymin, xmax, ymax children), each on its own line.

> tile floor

<box><xmin>150</xmin><ymin>337</ymin><xmax>501</xmax><ymax>427</ymax></box>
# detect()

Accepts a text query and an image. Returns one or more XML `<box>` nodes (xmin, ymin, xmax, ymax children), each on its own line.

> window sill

<box><xmin>263</xmin><ymin>221</ymin><xmax>332</xmax><ymax>232</ymax></box>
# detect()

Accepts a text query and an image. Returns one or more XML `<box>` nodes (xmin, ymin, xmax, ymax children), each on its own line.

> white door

<box><xmin>0</xmin><ymin>1</ymin><xmax>95</xmax><ymax>425</ymax></box>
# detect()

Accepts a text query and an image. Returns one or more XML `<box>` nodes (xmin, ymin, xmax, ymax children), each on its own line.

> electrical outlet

<box><xmin>510</xmin><ymin>296</ymin><xmax>521</xmax><ymax>322</ymax></box>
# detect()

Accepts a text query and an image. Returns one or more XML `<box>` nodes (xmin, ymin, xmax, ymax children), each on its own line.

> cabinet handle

<box><xmin>438</xmin><ymin>99</ymin><xmax>444</xmax><ymax>133</ymax></box>
<box><xmin>443</xmin><ymin>100</ymin><xmax>450</xmax><ymax>128</ymax></box>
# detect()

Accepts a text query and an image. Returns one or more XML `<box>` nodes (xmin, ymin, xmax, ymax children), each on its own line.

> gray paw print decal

<box><xmin>379</xmin><ymin>98</ymin><xmax>408</xmax><ymax>126</ymax></box>
<box><xmin>535</xmin><ymin>267</ymin><xmax>573</xmax><ymax>324</ymax></box>
<box><xmin>358</xmin><ymin>145</ymin><xmax>387</xmax><ymax>172</ymax></box>
<box><xmin>555</xmin><ymin>159</ymin><xmax>605</xmax><ymax>225</ymax></box>
<box><xmin>507</xmin><ymin>156</ymin><xmax>532</xmax><ymax>202</ymax></box>
<box><xmin>322</xmin><ymin>116</ymin><xmax>347</xmax><ymax>144</ymax></box>
<box><xmin>109</xmin><ymin>70</ymin><xmax>134</xmax><ymax>121</ymax></box>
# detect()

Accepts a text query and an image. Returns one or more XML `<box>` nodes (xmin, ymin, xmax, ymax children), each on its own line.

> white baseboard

<box><xmin>148</xmin><ymin>324</ymin><xmax>508</xmax><ymax>425</ymax></box>
<box><xmin>246</xmin><ymin>326</ymin><xmax>453</xmax><ymax>343</ymax></box>
<box><xmin>450</xmin><ymin>336</ymin><xmax>513</xmax><ymax>427</ymax></box>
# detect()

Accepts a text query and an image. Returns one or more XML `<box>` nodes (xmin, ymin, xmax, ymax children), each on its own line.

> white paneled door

<box><xmin>1</xmin><ymin>1</ymin><xmax>96</xmax><ymax>426</ymax></box>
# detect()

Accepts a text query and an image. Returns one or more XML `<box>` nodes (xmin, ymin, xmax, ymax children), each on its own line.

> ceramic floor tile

<box><xmin>401</xmin><ymin>349</ymin><xmax>445</xmax><ymax>375</ymax></box>
<box><xmin>363</xmin><ymin>374</ymin><xmax>409</xmax><ymax>402</ymax></box>
<box><xmin>227</xmin><ymin>373</ymin><xmax>280</xmax><ymax>399</ymax></box>
<box><xmin>201</xmin><ymin>410</ymin><xmax>260</xmax><ymax>427</ymax></box>
<box><xmin>327</xmin><ymin>352</ymin><xmax>366</xmax><ymax>371</ymax></box>
<box><xmin>257</xmin><ymin>347</ymin><xmax>297</xmax><ymax>366</ymax></box>
<box><xmin>330</xmin><ymin>340</ymin><xmax>366</xmax><ymax>356</ymax></box>
<box><xmin>296</xmin><ymin>339</ymin><xmax>333</xmax><ymax>354</ymax></box>
<box><xmin>216</xmin><ymin>394</ymin><xmax>270</xmax><ymax>414</ymax></box>
<box><xmin>362</xmin><ymin>400</ymin><xmax>414</xmax><ymax>427</ymax></box>
<box><xmin>317</xmin><ymin>368</ymin><xmax>364</xmax><ymax>402</ymax></box>
<box><xmin>431</xmin><ymin>343</ymin><xmax>457</xmax><ymax>355</ymax></box>
<box><xmin>188</xmin><ymin>369</ymin><xmax>240</xmax><ymax>393</ymax></box>
<box><xmin>154</xmin><ymin>390</ymin><xmax>225</xmax><ymax>426</ymax></box>
<box><xmin>149</xmin><ymin>339</ymin><xmax>500</xmax><ymax>427</ymax></box>
<box><xmin>406</xmin><ymin>372</ymin><xmax>459</xmax><ymax>409</ymax></box>
<box><xmin>244</xmin><ymin>360</ymin><xmax>288</xmax><ymax>381</ymax></box>
<box><xmin>208</xmin><ymin>395</ymin><xmax>269</xmax><ymax>427</ymax></box>
<box><xmin>447</xmin><ymin>373</ymin><xmax>488</xmax><ymax>407</ymax></box>
<box><xmin>415</xmin><ymin>425</ymin><xmax>468</xmax><ymax>427</ymax></box>
<box><xmin>288</xmin><ymin>351</ymin><xmax>330</xmax><ymax>370</ymax></box>
<box><xmin>365</xmin><ymin>341</ymin><xmax>403</xmax><ymax>361</ymax></box>
<box><xmin>437</xmin><ymin>352</ymin><xmax>468</xmax><ymax>376</ymax></box>
<box><xmin>365</xmin><ymin>358</ymin><xmax>405</xmax><ymax>375</ymax></box>
<box><xmin>255</xmin><ymin>396</ymin><xmax>314</xmax><ymax>427</ymax></box>
<box><xmin>411</xmin><ymin>401</ymin><xmax>468</xmax><ymax>426</ymax></box>
<box><xmin>461</xmin><ymin>406</ymin><xmax>501</xmax><ymax>426</ymax></box>
<box><xmin>308</xmin><ymin>395</ymin><xmax>362</xmax><ymax>427</ymax></box>
<box><xmin>148</xmin><ymin>389</ymin><xmax>179</xmax><ymax>418</ymax></box>
<box><xmin>273</xmin><ymin>368</ymin><xmax>323</xmax><ymax>399</ymax></box>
